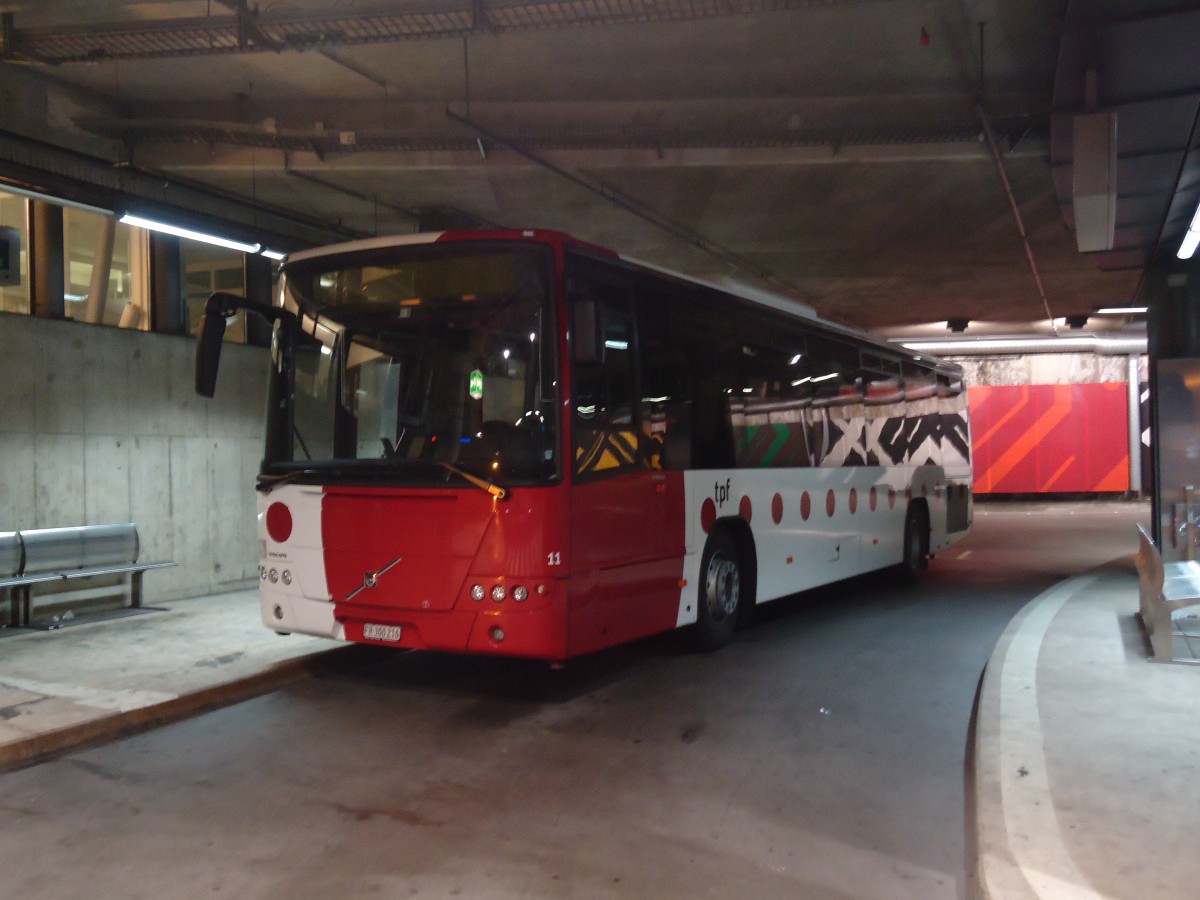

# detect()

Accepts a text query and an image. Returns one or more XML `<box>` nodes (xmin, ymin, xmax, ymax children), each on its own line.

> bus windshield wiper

<box><xmin>435</xmin><ymin>462</ymin><xmax>508</xmax><ymax>501</ymax></box>
<box><xmin>256</xmin><ymin>469</ymin><xmax>315</xmax><ymax>494</ymax></box>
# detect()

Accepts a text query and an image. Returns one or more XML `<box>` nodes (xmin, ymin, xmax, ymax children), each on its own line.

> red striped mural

<box><xmin>968</xmin><ymin>383</ymin><xmax>1130</xmax><ymax>494</ymax></box>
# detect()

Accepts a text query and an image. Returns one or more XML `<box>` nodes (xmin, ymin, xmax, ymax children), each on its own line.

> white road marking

<box><xmin>982</xmin><ymin>573</ymin><xmax>1112</xmax><ymax>900</ymax></box>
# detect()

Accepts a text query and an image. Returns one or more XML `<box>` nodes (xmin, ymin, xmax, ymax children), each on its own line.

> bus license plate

<box><xmin>363</xmin><ymin>623</ymin><xmax>402</xmax><ymax>642</ymax></box>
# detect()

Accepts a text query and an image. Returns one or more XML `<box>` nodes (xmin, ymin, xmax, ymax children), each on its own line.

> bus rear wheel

<box><xmin>900</xmin><ymin>502</ymin><xmax>930</xmax><ymax>582</ymax></box>
<box><xmin>691</xmin><ymin>529</ymin><xmax>742</xmax><ymax>651</ymax></box>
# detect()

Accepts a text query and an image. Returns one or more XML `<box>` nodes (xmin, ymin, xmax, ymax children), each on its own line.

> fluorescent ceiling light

<box><xmin>898</xmin><ymin>335</ymin><xmax>1147</xmax><ymax>355</ymax></box>
<box><xmin>119</xmin><ymin>213</ymin><xmax>261</xmax><ymax>254</ymax></box>
<box><xmin>1095</xmin><ymin>306</ymin><xmax>1148</xmax><ymax>315</ymax></box>
<box><xmin>260</xmin><ymin>248</ymin><xmax>287</xmax><ymax>260</ymax></box>
<box><xmin>1178</xmin><ymin>199</ymin><xmax>1200</xmax><ymax>260</ymax></box>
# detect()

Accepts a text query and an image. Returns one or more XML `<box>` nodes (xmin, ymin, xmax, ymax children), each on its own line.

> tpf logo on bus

<box><xmin>714</xmin><ymin>478</ymin><xmax>733</xmax><ymax>509</ymax></box>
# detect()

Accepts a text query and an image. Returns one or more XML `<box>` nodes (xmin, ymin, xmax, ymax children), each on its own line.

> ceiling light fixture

<box><xmin>1095</xmin><ymin>306</ymin><xmax>1148</xmax><ymax>315</ymax></box>
<box><xmin>1177</xmin><ymin>199</ymin><xmax>1200</xmax><ymax>259</ymax></box>
<box><xmin>119</xmin><ymin>213</ymin><xmax>262</xmax><ymax>254</ymax></box>
<box><xmin>897</xmin><ymin>335</ymin><xmax>1147</xmax><ymax>355</ymax></box>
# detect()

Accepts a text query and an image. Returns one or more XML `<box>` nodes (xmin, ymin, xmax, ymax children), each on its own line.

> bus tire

<box><xmin>691</xmin><ymin>529</ymin><xmax>742</xmax><ymax>651</ymax></box>
<box><xmin>900</xmin><ymin>502</ymin><xmax>930</xmax><ymax>582</ymax></box>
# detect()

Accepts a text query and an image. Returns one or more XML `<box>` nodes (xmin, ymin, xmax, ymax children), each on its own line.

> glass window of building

<box><xmin>0</xmin><ymin>191</ymin><xmax>30</xmax><ymax>315</ymax></box>
<box><xmin>183</xmin><ymin>241</ymin><xmax>247</xmax><ymax>342</ymax></box>
<box><xmin>63</xmin><ymin>207</ymin><xmax>146</xmax><ymax>329</ymax></box>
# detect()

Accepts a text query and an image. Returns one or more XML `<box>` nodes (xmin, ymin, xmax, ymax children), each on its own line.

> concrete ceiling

<box><xmin>0</xmin><ymin>0</ymin><xmax>1192</xmax><ymax>333</ymax></box>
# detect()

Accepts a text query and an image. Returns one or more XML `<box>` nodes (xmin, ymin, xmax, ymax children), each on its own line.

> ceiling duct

<box><xmin>1072</xmin><ymin>109</ymin><xmax>1118</xmax><ymax>253</ymax></box>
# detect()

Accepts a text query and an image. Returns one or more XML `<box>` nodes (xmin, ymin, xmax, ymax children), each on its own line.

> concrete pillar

<box><xmin>29</xmin><ymin>201</ymin><xmax>64</xmax><ymax>318</ymax></box>
<box><xmin>244</xmin><ymin>253</ymin><xmax>274</xmax><ymax>346</ymax></box>
<box><xmin>1147</xmin><ymin>267</ymin><xmax>1200</xmax><ymax>359</ymax></box>
<box><xmin>151</xmin><ymin>234</ymin><xmax>185</xmax><ymax>335</ymax></box>
<box><xmin>1145</xmin><ymin>263</ymin><xmax>1200</xmax><ymax>551</ymax></box>
<box><xmin>1127</xmin><ymin>356</ymin><xmax>1142</xmax><ymax>495</ymax></box>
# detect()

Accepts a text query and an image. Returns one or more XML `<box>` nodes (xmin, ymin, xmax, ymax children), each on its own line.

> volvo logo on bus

<box><xmin>343</xmin><ymin>556</ymin><xmax>403</xmax><ymax>602</ymax></box>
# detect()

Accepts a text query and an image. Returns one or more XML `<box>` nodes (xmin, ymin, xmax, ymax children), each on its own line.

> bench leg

<box><xmin>131</xmin><ymin>571</ymin><xmax>143</xmax><ymax>610</ymax></box>
<box><xmin>14</xmin><ymin>585</ymin><xmax>30</xmax><ymax>628</ymax></box>
<box><xmin>1150</xmin><ymin>607</ymin><xmax>1177</xmax><ymax>663</ymax></box>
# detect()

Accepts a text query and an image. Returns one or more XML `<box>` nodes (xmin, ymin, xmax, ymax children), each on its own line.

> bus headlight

<box><xmin>491</xmin><ymin>585</ymin><xmax>506</xmax><ymax>602</ymax></box>
<box><xmin>471</xmin><ymin>584</ymin><xmax>486</xmax><ymax>602</ymax></box>
<box><xmin>512</xmin><ymin>586</ymin><xmax>528</xmax><ymax>602</ymax></box>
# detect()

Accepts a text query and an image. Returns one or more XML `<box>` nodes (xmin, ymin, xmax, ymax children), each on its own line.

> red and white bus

<box><xmin>197</xmin><ymin>229</ymin><xmax>971</xmax><ymax>661</ymax></box>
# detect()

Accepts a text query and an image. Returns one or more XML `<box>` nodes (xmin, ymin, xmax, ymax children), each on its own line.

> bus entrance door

<box><xmin>567</xmin><ymin>281</ymin><xmax>685</xmax><ymax>653</ymax></box>
<box><xmin>569</xmin><ymin>468</ymin><xmax>685</xmax><ymax>654</ymax></box>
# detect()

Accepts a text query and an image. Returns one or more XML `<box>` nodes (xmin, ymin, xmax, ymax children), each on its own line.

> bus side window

<box><xmin>570</xmin><ymin>277</ymin><xmax>641</xmax><ymax>477</ymax></box>
<box><xmin>903</xmin><ymin>361</ymin><xmax>940</xmax><ymax>466</ymax></box>
<box><xmin>808</xmin><ymin>336</ymin><xmax>864</xmax><ymax>466</ymax></box>
<box><xmin>734</xmin><ymin>315</ymin><xmax>811</xmax><ymax>468</ymax></box>
<box><xmin>663</xmin><ymin>288</ymin><xmax>738</xmax><ymax>470</ymax></box>
<box><xmin>638</xmin><ymin>286</ymin><xmax>693</xmax><ymax>470</ymax></box>
<box><xmin>861</xmin><ymin>353</ymin><xmax>905</xmax><ymax>467</ymax></box>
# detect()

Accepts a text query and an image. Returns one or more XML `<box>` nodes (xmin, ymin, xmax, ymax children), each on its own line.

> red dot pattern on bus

<box><xmin>697</xmin><ymin>481</ymin><xmax>960</xmax><ymax>534</ymax></box>
<box><xmin>266</xmin><ymin>502</ymin><xmax>293</xmax><ymax>543</ymax></box>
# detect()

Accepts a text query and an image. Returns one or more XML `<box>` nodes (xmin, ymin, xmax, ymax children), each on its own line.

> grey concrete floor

<box><xmin>0</xmin><ymin>502</ymin><xmax>1147</xmax><ymax>900</ymax></box>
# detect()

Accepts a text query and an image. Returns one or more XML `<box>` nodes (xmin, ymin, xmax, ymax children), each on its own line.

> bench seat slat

<box><xmin>0</xmin><ymin>560</ymin><xmax>176</xmax><ymax>589</ymax></box>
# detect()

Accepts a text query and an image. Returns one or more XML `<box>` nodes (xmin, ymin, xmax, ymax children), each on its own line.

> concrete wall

<box><xmin>0</xmin><ymin>314</ymin><xmax>267</xmax><ymax>601</ymax></box>
<box><xmin>952</xmin><ymin>352</ymin><xmax>1146</xmax><ymax>387</ymax></box>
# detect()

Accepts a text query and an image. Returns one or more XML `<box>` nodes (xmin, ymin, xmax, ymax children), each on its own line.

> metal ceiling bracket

<box><xmin>977</xmin><ymin>103</ymin><xmax>1058</xmax><ymax>335</ymax></box>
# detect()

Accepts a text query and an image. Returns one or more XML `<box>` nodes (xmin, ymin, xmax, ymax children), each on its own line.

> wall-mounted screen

<box><xmin>0</xmin><ymin>225</ymin><xmax>19</xmax><ymax>286</ymax></box>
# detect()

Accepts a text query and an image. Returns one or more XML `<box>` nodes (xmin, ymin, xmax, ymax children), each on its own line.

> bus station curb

<box><xmin>0</xmin><ymin>645</ymin><xmax>361</xmax><ymax>774</ymax></box>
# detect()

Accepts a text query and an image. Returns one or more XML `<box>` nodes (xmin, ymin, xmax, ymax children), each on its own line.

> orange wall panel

<box><xmin>968</xmin><ymin>383</ymin><xmax>1129</xmax><ymax>494</ymax></box>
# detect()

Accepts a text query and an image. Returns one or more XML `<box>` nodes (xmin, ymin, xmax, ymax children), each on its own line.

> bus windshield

<box><xmin>265</xmin><ymin>243</ymin><xmax>559</xmax><ymax>488</ymax></box>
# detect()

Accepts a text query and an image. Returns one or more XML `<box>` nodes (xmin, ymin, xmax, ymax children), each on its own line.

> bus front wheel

<box><xmin>692</xmin><ymin>529</ymin><xmax>742</xmax><ymax>651</ymax></box>
<box><xmin>900</xmin><ymin>503</ymin><xmax>930</xmax><ymax>582</ymax></box>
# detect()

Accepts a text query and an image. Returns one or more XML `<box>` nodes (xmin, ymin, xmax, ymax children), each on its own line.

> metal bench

<box><xmin>0</xmin><ymin>524</ymin><xmax>177</xmax><ymax>629</ymax></box>
<box><xmin>1135</xmin><ymin>523</ymin><xmax>1200</xmax><ymax>663</ymax></box>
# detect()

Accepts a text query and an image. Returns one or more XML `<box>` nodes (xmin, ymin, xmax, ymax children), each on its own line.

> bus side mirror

<box><xmin>572</xmin><ymin>298</ymin><xmax>602</xmax><ymax>365</ymax></box>
<box><xmin>195</xmin><ymin>292</ymin><xmax>236</xmax><ymax>398</ymax></box>
<box><xmin>196</xmin><ymin>291</ymin><xmax>295</xmax><ymax>398</ymax></box>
